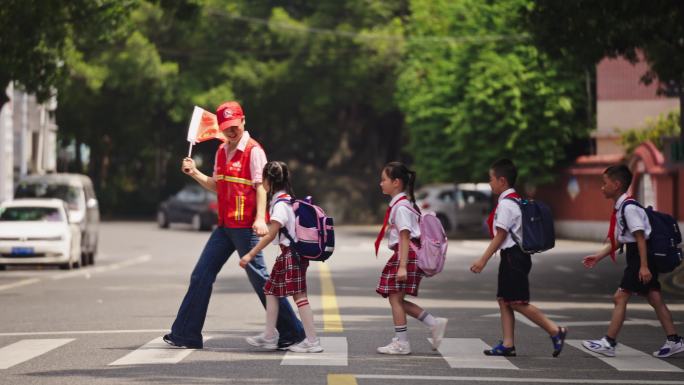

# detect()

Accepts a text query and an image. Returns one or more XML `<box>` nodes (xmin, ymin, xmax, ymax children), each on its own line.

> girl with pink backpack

<box><xmin>239</xmin><ymin>161</ymin><xmax>322</xmax><ymax>353</ymax></box>
<box><xmin>374</xmin><ymin>162</ymin><xmax>449</xmax><ymax>355</ymax></box>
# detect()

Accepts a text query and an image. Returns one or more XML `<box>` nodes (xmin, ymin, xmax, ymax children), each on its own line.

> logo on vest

<box><xmin>228</xmin><ymin>161</ymin><xmax>242</xmax><ymax>172</ymax></box>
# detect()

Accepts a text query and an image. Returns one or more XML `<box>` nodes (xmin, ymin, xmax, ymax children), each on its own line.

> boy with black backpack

<box><xmin>470</xmin><ymin>159</ymin><xmax>567</xmax><ymax>357</ymax></box>
<box><xmin>582</xmin><ymin>164</ymin><xmax>683</xmax><ymax>358</ymax></box>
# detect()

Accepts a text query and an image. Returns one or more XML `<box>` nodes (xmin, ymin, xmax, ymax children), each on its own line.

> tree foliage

<box><xmin>396</xmin><ymin>0</ymin><xmax>589</xmax><ymax>185</ymax></box>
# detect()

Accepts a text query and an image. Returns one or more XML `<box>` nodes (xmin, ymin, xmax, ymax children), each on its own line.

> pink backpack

<box><xmin>392</xmin><ymin>201</ymin><xmax>448</xmax><ymax>277</ymax></box>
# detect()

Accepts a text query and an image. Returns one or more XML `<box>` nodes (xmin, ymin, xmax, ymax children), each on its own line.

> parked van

<box><xmin>14</xmin><ymin>174</ymin><xmax>99</xmax><ymax>266</ymax></box>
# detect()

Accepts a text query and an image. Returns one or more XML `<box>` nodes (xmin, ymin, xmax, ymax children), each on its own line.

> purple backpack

<box><xmin>274</xmin><ymin>196</ymin><xmax>335</xmax><ymax>262</ymax></box>
<box><xmin>392</xmin><ymin>201</ymin><xmax>448</xmax><ymax>277</ymax></box>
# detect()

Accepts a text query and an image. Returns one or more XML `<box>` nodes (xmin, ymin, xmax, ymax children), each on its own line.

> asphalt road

<box><xmin>0</xmin><ymin>222</ymin><xmax>683</xmax><ymax>385</ymax></box>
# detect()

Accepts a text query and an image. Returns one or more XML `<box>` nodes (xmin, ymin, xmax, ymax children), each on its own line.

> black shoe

<box><xmin>483</xmin><ymin>341</ymin><xmax>516</xmax><ymax>357</ymax></box>
<box><xmin>162</xmin><ymin>334</ymin><xmax>203</xmax><ymax>349</ymax></box>
<box><xmin>551</xmin><ymin>327</ymin><xmax>568</xmax><ymax>358</ymax></box>
<box><xmin>277</xmin><ymin>337</ymin><xmax>304</xmax><ymax>351</ymax></box>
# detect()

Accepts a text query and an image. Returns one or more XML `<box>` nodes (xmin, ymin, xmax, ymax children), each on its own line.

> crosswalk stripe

<box><xmin>281</xmin><ymin>337</ymin><xmax>347</xmax><ymax>366</ymax></box>
<box><xmin>434</xmin><ymin>338</ymin><xmax>518</xmax><ymax>370</ymax></box>
<box><xmin>568</xmin><ymin>340</ymin><xmax>683</xmax><ymax>372</ymax></box>
<box><xmin>0</xmin><ymin>338</ymin><xmax>74</xmax><ymax>369</ymax></box>
<box><xmin>108</xmin><ymin>336</ymin><xmax>211</xmax><ymax>366</ymax></box>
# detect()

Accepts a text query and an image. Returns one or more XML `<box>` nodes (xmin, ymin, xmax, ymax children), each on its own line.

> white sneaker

<box><xmin>246</xmin><ymin>332</ymin><xmax>279</xmax><ymax>350</ymax></box>
<box><xmin>377</xmin><ymin>337</ymin><xmax>411</xmax><ymax>355</ymax></box>
<box><xmin>288</xmin><ymin>338</ymin><xmax>324</xmax><ymax>353</ymax></box>
<box><xmin>430</xmin><ymin>318</ymin><xmax>448</xmax><ymax>351</ymax></box>
<box><xmin>582</xmin><ymin>337</ymin><xmax>616</xmax><ymax>357</ymax></box>
<box><xmin>653</xmin><ymin>338</ymin><xmax>684</xmax><ymax>358</ymax></box>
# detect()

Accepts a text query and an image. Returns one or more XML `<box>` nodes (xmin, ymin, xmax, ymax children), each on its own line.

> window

<box><xmin>0</xmin><ymin>207</ymin><xmax>64</xmax><ymax>222</ymax></box>
<box><xmin>15</xmin><ymin>183</ymin><xmax>85</xmax><ymax>211</ymax></box>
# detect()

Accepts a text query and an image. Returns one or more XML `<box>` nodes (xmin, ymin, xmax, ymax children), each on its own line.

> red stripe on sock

<box><xmin>296</xmin><ymin>299</ymin><xmax>309</xmax><ymax>308</ymax></box>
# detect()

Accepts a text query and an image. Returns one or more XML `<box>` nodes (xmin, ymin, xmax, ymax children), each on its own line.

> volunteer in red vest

<box><xmin>163</xmin><ymin>101</ymin><xmax>305</xmax><ymax>349</ymax></box>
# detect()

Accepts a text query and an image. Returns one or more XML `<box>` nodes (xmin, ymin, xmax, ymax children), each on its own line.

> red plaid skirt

<box><xmin>264</xmin><ymin>246</ymin><xmax>309</xmax><ymax>298</ymax></box>
<box><xmin>376</xmin><ymin>247</ymin><xmax>423</xmax><ymax>298</ymax></box>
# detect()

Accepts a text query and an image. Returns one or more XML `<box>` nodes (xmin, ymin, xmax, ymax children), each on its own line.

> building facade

<box><xmin>0</xmin><ymin>82</ymin><xmax>58</xmax><ymax>203</ymax></box>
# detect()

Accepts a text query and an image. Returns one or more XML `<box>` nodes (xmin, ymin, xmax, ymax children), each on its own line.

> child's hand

<box><xmin>639</xmin><ymin>266</ymin><xmax>652</xmax><ymax>283</ymax></box>
<box><xmin>396</xmin><ymin>266</ymin><xmax>407</xmax><ymax>282</ymax></box>
<box><xmin>582</xmin><ymin>255</ymin><xmax>600</xmax><ymax>269</ymax></box>
<box><xmin>239</xmin><ymin>255</ymin><xmax>252</xmax><ymax>269</ymax></box>
<box><xmin>470</xmin><ymin>258</ymin><xmax>486</xmax><ymax>274</ymax></box>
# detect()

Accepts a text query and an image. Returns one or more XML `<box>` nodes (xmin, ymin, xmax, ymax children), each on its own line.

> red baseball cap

<box><xmin>216</xmin><ymin>101</ymin><xmax>245</xmax><ymax>131</ymax></box>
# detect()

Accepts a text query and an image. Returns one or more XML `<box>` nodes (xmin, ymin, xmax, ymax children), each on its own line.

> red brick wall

<box><xmin>597</xmin><ymin>54</ymin><xmax>665</xmax><ymax>101</ymax></box>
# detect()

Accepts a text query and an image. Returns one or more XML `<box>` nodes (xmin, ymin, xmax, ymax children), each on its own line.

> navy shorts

<box><xmin>497</xmin><ymin>245</ymin><xmax>532</xmax><ymax>304</ymax></box>
<box><xmin>619</xmin><ymin>243</ymin><xmax>660</xmax><ymax>295</ymax></box>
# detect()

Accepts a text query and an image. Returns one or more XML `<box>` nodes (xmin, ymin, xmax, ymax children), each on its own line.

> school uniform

<box><xmin>263</xmin><ymin>191</ymin><xmax>309</xmax><ymax>298</ymax></box>
<box><xmin>614</xmin><ymin>193</ymin><xmax>659</xmax><ymax>295</ymax></box>
<box><xmin>490</xmin><ymin>188</ymin><xmax>531</xmax><ymax>305</ymax></box>
<box><xmin>376</xmin><ymin>193</ymin><xmax>424</xmax><ymax>298</ymax></box>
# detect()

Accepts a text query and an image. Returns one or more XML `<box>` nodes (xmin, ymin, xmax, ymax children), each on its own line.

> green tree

<box><xmin>526</xmin><ymin>0</ymin><xmax>684</xmax><ymax>150</ymax></box>
<box><xmin>0</xmin><ymin>0</ymin><xmax>133</xmax><ymax>104</ymax></box>
<box><xmin>396</xmin><ymin>0</ymin><xmax>588</xmax><ymax>185</ymax></box>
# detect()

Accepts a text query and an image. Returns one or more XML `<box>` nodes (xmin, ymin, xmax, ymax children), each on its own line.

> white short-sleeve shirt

<box><xmin>387</xmin><ymin>193</ymin><xmax>421</xmax><ymax>249</ymax></box>
<box><xmin>269</xmin><ymin>191</ymin><xmax>297</xmax><ymax>246</ymax></box>
<box><xmin>493</xmin><ymin>188</ymin><xmax>523</xmax><ymax>251</ymax></box>
<box><xmin>615</xmin><ymin>193</ymin><xmax>651</xmax><ymax>244</ymax></box>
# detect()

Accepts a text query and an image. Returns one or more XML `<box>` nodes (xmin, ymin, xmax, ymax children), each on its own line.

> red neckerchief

<box><xmin>374</xmin><ymin>196</ymin><xmax>408</xmax><ymax>256</ymax></box>
<box><xmin>608</xmin><ymin>195</ymin><xmax>633</xmax><ymax>262</ymax></box>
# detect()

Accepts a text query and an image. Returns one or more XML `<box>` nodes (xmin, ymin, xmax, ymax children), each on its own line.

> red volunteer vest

<box><xmin>214</xmin><ymin>138</ymin><xmax>261</xmax><ymax>228</ymax></box>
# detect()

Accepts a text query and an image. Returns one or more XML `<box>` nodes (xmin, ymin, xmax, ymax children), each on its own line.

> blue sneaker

<box><xmin>551</xmin><ymin>327</ymin><xmax>568</xmax><ymax>357</ymax></box>
<box><xmin>484</xmin><ymin>341</ymin><xmax>516</xmax><ymax>356</ymax></box>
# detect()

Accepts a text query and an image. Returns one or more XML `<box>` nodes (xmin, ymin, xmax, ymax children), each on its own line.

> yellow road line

<box><xmin>327</xmin><ymin>374</ymin><xmax>358</xmax><ymax>385</ymax></box>
<box><xmin>319</xmin><ymin>263</ymin><xmax>343</xmax><ymax>332</ymax></box>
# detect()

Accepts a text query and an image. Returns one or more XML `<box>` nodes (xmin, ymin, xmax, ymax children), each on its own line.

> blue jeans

<box><xmin>169</xmin><ymin>227</ymin><xmax>305</xmax><ymax>347</ymax></box>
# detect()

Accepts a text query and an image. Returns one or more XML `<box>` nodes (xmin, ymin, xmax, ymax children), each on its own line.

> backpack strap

<box><xmin>619</xmin><ymin>198</ymin><xmax>643</xmax><ymax>237</ymax></box>
<box><xmin>502</xmin><ymin>195</ymin><xmax>524</xmax><ymax>248</ymax></box>
<box><xmin>390</xmin><ymin>198</ymin><xmax>421</xmax><ymax>252</ymax></box>
<box><xmin>272</xmin><ymin>195</ymin><xmax>300</xmax><ymax>261</ymax></box>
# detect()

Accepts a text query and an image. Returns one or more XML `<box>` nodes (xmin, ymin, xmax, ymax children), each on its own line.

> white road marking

<box><xmin>568</xmin><ymin>340</ymin><xmax>683</xmax><ymax>372</ymax></box>
<box><xmin>53</xmin><ymin>254</ymin><xmax>151</xmax><ymax>280</ymax></box>
<box><xmin>0</xmin><ymin>338</ymin><xmax>74</xmax><ymax>369</ymax></box>
<box><xmin>434</xmin><ymin>338</ymin><xmax>518</xmax><ymax>370</ymax></box>
<box><xmin>352</xmin><ymin>374</ymin><xmax>684</xmax><ymax>384</ymax></box>
<box><xmin>281</xmin><ymin>337</ymin><xmax>347</xmax><ymax>366</ymax></box>
<box><xmin>0</xmin><ymin>278</ymin><xmax>41</xmax><ymax>292</ymax></box>
<box><xmin>109</xmin><ymin>336</ymin><xmax>211</xmax><ymax>366</ymax></box>
<box><xmin>554</xmin><ymin>265</ymin><xmax>574</xmax><ymax>273</ymax></box>
<box><xmin>0</xmin><ymin>329</ymin><xmax>168</xmax><ymax>337</ymax></box>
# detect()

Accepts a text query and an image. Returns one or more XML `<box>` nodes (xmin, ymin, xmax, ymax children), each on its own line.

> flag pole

<box><xmin>184</xmin><ymin>142</ymin><xmax>194</xmax><ymax>173</ymax></box>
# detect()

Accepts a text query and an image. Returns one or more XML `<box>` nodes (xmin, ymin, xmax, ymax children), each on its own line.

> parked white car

<box><xmin>415</xmin><ymin>183</ymin><xmax>492</xmax><ymax>234</ymax></box>
<box><xmin>0</xmin><ymin>199</ymin><xmax>82</xmax><ymax>270</ymax></box>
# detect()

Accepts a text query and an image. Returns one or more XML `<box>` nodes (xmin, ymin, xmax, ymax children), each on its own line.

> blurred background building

<box><xmin>0</xmin><ymin>82</ymin><xmax>58</xmax><ymax>203</ymax></box>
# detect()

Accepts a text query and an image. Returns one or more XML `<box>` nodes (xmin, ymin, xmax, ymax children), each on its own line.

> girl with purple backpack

<box><xmin>374</xmin><ymin>162</ymin><xmax>448</xmax><ymax>355</ymax></box>
<box><xmin>239</xmin><ymin>161</ymin><xmax>323</xmax><ymax>353</ymax></box>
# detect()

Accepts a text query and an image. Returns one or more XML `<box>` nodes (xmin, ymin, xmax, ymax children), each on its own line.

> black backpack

<box><xmin>620</xmin><ymin>200</ymin><xmax>683</xmax><ymax>273</ymax></box>
<box><xmin>505</xmin><ymin>197</ymin><xmax>556</xmax><ymax>254</ymax></box>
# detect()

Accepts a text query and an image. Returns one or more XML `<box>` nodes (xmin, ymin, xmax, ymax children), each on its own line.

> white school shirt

<box><xmin>615</xmin><ymin>193</ymin><xmax>651</xmax><ymax>244</ymax></box>
<box><xmin>493</xmin><ymin>188</ymin><xmax>523</xmax><ymax>251</ymax></box>
<box><xmin>387</xmin><ymin>192</ymin><xmax>421</xmax><ymax>249</ymax></box>
<box><xmin>269</xmin><ymin>191</ymin><xmax>297</xmax><ymax>246</ymax></box>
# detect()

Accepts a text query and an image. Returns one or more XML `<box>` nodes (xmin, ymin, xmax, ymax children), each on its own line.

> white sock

<box><xmin>395</xmin><ymin>325</ymin><xmax>408</xmax><ymax>342</ymax></box>
<box><xmin>418</xmin><ymin>311</ymin><xmax>437</xmax><ymax>328</ymax></box>
<box><xmin>264</xmin><ymin>295</ymin><xmax>279</xmax><ymax>339</ymax></box>
<box><xmin>296</xmin><ymin>297</ymin><xmax>317</xmax><ymax>342</ymax></box>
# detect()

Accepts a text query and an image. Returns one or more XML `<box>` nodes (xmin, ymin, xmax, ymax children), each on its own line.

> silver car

<box><xmin>14</xmin><ymin>174</ymin><xmax>100</xmax><ymax>266</ymax></box>
<box><xmin>415</xmin><ymin>183</ymin><xmax>491</xmax><ymax>234</ymax></box>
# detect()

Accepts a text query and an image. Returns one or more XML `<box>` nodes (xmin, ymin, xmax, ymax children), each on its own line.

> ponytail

<box><xmin>383</xmin><ymin>161</ymin><xmax>420</xmax><ymax>214</ymax></box>
<box><xmin>262</xmin><ymin>161</ymin><xmax>295</xmax><ymax>203</ymax></box>
<box><xmin>407</xmin><ymin>170</ymin><xmax>421</xmax><ymax>213</ymax></box>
